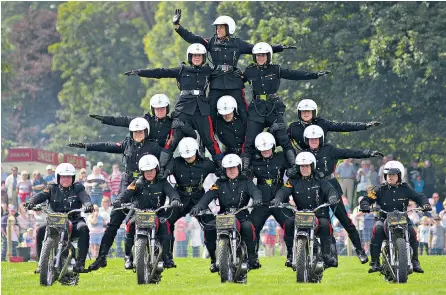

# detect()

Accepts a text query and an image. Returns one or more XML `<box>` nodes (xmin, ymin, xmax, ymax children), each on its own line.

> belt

<box><xmin>216</xmin><ymin>65</ymin><xmax>234</xmax><ymax>72</ymax></box>
<box><xmin>324</xmin><ymin>173</ymin><xmax>336</xmax><ymax>180</ymax></box>
<box><xmin>255</xmin><ymin>93</ymin><xmax>279</xmax><ymax>101</ymax></box>
<box><xmin>257</xmin><ymin>178</ymin><xmax>281</xmax><ymax>186</ymax></box>
<box><xmin>180</xmin><ymin>90</ymin><xmax>204</xmax><ymax>96</ymax></box>
<box><xmin>178</xmin><ymin>185</ymin><xmax>202</xmax><ymax>193</ymax></box>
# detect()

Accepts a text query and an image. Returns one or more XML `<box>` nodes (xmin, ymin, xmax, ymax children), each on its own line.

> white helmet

<box><xmin>252</xmin><ymin>42</ymin><xmax>273</xmax><ymax>64</ymax></box>
<box><xmin>55</xmin><ymin>163</ymin><xmax>76</xmax><ymax>184</ymax></box>
<box><xmin>297</xmin><ymin>99</ymin><xmax>318</xmax><ymax>119</ymax></box>
<box><xmin>212</xmin><ymin>16</ymin><xmax>236</xmax><ymax>35</ymax></box>
<box><xmin>129</xmin><ymin>117</ymin><xmax>150</xmax><ymax>139</ymax></box>
<box><xmin>255</xmin><ymin>132</ymin><xmax>276</xmax><ymax>152</ymax></box>
<box><xmin>383</xmin><ymin>160</ymin><xmax>405</xmax><ymax>182</ymax></box>
<box><xmin>150</xmin><ymin>94</ymin><xmax>170</xmax><ymax>109</ymax></box>
<box><xmin>303</xmin><ymin>125</ymin><xmax>324</xmax><ymax>146</ymax></box>
<box><xmin>222</xmin><ymin>154</ymin><xmax>242</xmax><ymax>169</ymax></box>
<box><xmin>295</xmin><ymin>152</ymin><xmax>317</xmax><ymax>170</ymax></box>
<box><xmin>186</xmin><ymin>43</ymin><xmax>207</xmax><ymax>65</ymax></box>
<box><xmin>217</xmin><ymin>95</ymin><xmax>238</xmax><ymax>115</ymax></box>
<box><xmin>138</xmin><ymin>155</ymin><xmax>159</xmax><ymax>171</ymax></box>
<box><xmin>178</xmin><ymin>137</ymin><xmax>199</xmax><ymax>159</ymax></box>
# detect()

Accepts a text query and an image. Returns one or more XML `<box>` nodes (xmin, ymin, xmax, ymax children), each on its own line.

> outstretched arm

<box><xmin>125</xmin><ymin>67</ymin><xmax>180</xmax><ymax>79</ymax></box>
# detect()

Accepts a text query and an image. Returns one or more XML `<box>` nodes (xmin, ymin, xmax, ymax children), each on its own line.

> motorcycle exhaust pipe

<box><xmin>315</xmin><ymin>261</ymin><xmax>324</xmax><ymax>274</ymax></box>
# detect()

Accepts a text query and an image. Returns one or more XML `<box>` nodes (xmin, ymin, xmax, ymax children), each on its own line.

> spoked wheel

<box><xmin>218</xmin><ymin>237</ymin><xmax>233</xmax><ymax>283</ymax></box>
<box><xmin>394</xmin><ymin>238</ymin><xmax>408</xmax><ymax>283</ymax></box>
<box><xmin>135</xmin><ymin>236</ymin><xmax>150</xmax><ymax>284</ymax></box>
<box><xmin>39</xmin><ymin>238</ymin><xmax>56</xmax><ymax>286</ymax></box>
<box><xmin>295</xmin><ymin>238</ymin><xmax>309</xmax><ymax>283</ymax></box>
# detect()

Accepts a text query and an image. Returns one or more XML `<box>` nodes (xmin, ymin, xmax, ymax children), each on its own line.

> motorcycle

<box><xmin>215</xmin><ymin>205</ymin><xmax>251</xmax><ymax>284</ymax></box>
<box><xmin>371</xmin><ymin>207</ymin><xmax>422</xmax><ymax>283</ymax></box>
<box><xmin>37</xmin><ymin>207</ymin><xmax>87</xmax><ymax>286</ymax></box>
<box><xmin>273</xmin><ymin>203</ymin><xmax>331</xmax><ymax>283</ymax></box>
<box><xmin>114</xmin><ymin>204</ymin><xmax>170</xmax><ymax>284</ymax></box>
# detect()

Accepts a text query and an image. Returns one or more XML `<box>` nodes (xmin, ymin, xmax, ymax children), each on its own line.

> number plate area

<box><xmin>136</xmin><ymin>212</ymin><xmax>156</xmax><ymax>228</ymax></box>
<box><xmin>387</xmin><ymin>212</ymin><xmax>407</xmax><ymax>226</ymax></box>
<box><xmin>295</xmin><ymin>212</ymin><xmax>315</xmax><ymax>228</ymax></box>
<box><xmin>47</xmin><ymin>213</ymin><xmax>68</xmax><ymax>227</ymax></box>
<box><xmin>216</xmin><ymin>214</ymin><xmax>236</xmax><ymax>230</ymax></box>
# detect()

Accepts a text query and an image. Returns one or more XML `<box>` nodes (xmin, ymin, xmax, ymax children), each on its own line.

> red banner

<box><xmin>64</xmin><ymin>154</ymin><xmax>87</xmax><ymax>169</ymax></box>
<box><xmin>32</xmin><ymin>149</ymin><xmax>59</xmax><ymax>165</ymax></box>
<box><xmin>4</xmin><ymin>148</ymin><xmax>33</xmax><ymax>162</ymax></box>
<box><xmin>4</xmin><ymin>148</ymin><xmax>86</xmax><ymax>169</ymax></box>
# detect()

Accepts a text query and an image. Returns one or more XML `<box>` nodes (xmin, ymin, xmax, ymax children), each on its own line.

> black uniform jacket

<box><xmin>176</xmin><ymin>25</ymin><xmax>283</xmax><ymax>90</ymax></box>
<box><xmin>252</xmin><ymin>151</ymin><xmax>290</xmax><ymax>204</ymax></box>
<box><xmin>360</xmin><ymin>183</ymin><xmax>429</xmax><ymax>219</ymax></box>
<box><xmin>165</xmin><ymin>156</ymin><xmax>216</xmax><ymax>205</ymax></box>
<box><xmin>29</xmin><ymin>182</ymin><xmax>91</xmax><ymax>219</ymax></box>
<box><xmin>138</xmin><ymin>64</ymin><xmax>213</xmax><ymax>116</ymax></box>
<box><xmin>275</xmin><ymin>176</ymin><xmax>337</xmax><ymax>219</ymax></box>
<box><xmin>196</xmin><ymin>177</ymin><xmax>262</xmax><ymax>220</ymax></box>
<box><xmin>118</xmin><ymin>176</ymin><xmax>180</xmax><ymax>211</ymax></box>
<box><xmin>98</xmin><ymin>113</ymin><xmax>172</xmax><ymax>148</ymax></box>
<box><xmin>215</xmin><ymin>115</ymin><xmax>246</xmax><ymax>154</ymax></box>
<box><xmin>288</xmin><ymin>117</ymin><xmax>368</xmax><ymax>150</ymax></box>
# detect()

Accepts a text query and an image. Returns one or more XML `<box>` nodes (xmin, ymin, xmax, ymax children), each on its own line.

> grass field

<box><xmin>1</xmin><ymin>256</ymin><xmax>446</xmax><ymax>295</ymax></box>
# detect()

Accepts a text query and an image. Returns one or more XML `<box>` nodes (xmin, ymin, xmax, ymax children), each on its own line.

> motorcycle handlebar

<box><xmin>370</xmin><ymin>207</ymin><xmax>423</xmax><ymax>214</ymax></box>
<box><xmin>113</xmin><ymin>203</ymin><xmax>171</xmax><ymax>213</ymax></box>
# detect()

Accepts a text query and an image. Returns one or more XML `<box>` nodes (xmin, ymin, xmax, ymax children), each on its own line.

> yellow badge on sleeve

<box><xmin>210</xmin><ymin>183</ymin><xmax>219</xmax><ymax>191</ymax></box>
<box><xmin>127</xmin><ymin>182</ymin><xmax>136</xmax><ymax>190</ymax></box>
<box><xmin>285</xmin><ymin>180</ymin><xmax>292</xmax><ymax>188</ymax></box>
<box><xmin>368</xmin><ymin>190</ymin><xmax>377</xmax><ymax>200</ymax></box>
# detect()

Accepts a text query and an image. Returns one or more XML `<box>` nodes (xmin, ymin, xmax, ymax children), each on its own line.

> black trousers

<box><xmin>370</xmin><ymin>219</ymin><xmax>419</xmax><ymax>261</ymax></box>
<box><xmin>166</xmin><ymin>110</ymin><xmax>221</xmax><ymax>159</ymax></box>
<box><xmin>243</xmin><ymin>105</ymin><xmax>292</xmax><ymax>156</ymax></box>
<box><xmin>169</xmin><ymin>200</ymin><xmax>217</xmax><ymax>261</ymax></box>
<box><xmin>37</xmin><ymin>218</ymin><xmax>89</xmax><ymax>262</ymax></box>
<box><xmin>237</xmin><ymin>218</ymin><xmax>256</xmax><ymax>260</ymax></box>
<box><xmin>315</xmin><ymin>217</ymin><xmax>332</xmax><ymax>255</ymax></box>
<box><xmin>328</xmin><ymin>178</ymin><xmax>363</xmax><ymax>251</ymax></box>
<box><xmin>125</xmin><ymin>215</ymin><xmax>171</xmax><ymax>256</ymax></box>
<box><xmin>209</xmin><ymin>88</ymin><xmax>248</xmax><ymax>126</ymax></box>
<box><xmin>250</xmin><ymin>205</ymin><xmax>294</xmax><ymax>257</ymax></box>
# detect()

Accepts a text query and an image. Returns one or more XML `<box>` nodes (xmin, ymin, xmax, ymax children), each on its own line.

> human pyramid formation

<box><xmin>26</xmin><ymin>10</ymin><xmax>432</xmax><ymax>279</ymax></box>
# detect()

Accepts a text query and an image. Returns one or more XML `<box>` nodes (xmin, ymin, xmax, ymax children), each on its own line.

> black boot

<box><xmin>124</xmin><ymin>255</ymin><xmax>133</xmax><ymax>270</ymax></box>
<box><xmin>210</xmin><ymin>260</ymin><xmax>219</xmax><ymax>273</ymax></box>
<box><xmin>163</xmin><ymin>253</ymin><xmax>177</xmax><ymax>269</ymax></box>
<box><xmin>356</xmin><ymin>248</ymin><xmax>369</xmax><ymax>264</ymax></box>
<box><xmin>368</xmin><ymin>244</ymin><xmax>381</xmax><ymax>273</ymax></box>
<box><xmin>412</xmin><ymin>259</ymin><xmax>424</xmax><ymax>273</ymax></box>
<box><xmin>73</xmin><ymin>259</ymin><xmax>88</xmax><ymax>273</ymax></box>
<box><xmin>285</xmin><ymin>253</ymin><xmax>292</xmax><ymax>268</ymax></box>
<box><xmin>323</xmin><ymin>254</ymin><xmax>337</xmax><ymax>269</ymax></box>
<box><xmin>248</xmin><ymin>258</ymin><xmax>261</xmax><ymax>270</ymax></box>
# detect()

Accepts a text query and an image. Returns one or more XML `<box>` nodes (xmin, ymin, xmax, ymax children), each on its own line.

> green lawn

<box><xmin>1</xmin><ymin>256</ymin><xmax>446</xmax><ymax>295</ymax></box>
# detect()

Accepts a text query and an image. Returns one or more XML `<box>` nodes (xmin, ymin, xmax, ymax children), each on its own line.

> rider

<box><xmin>89</xmin><ymin>94</ymin><xmax>173</xmax><ymax>148</ymax></box>
<box><xmin>301</xmin><ymin>125</ymin><xmax>383</xmax><ymax>264</ymax></box>
<box><xmin>215</xmin><ymin>95</ymin><xmax>246</xmax><ymax>155</ymax></box>
<box><xmin>25</xmin><ymin>163</ymin><xmax>94</xmax><ymax>273</ymax></box>
<box><xmin>288</xmin><ymin>99</ymin><xmax>381</xmax><ymax>150</ymax></box>
<box><xmin>190</xmin><ymin>154</ymin><xmax>263</xmax><ymax>269</ymax></box>
<box><xmin>124</xmin><ymin>43</ymin><xmax>223</xmax><ymax>177</ymax></box>
<box><xmin>115</xmin><ymin>155</ymin><xmax>182</xmax><ymax>268</ymax></box>
<box><xmin>249</xmin><ymin>132</ymin><xmax>294</xmax><ymax>267</ymax></box>
<box><xmin>359</xmin><ymin>160</ymin><xmax>431</xmax><ymax>273</ymax></box>
<box><xmin>242</xmin><ymin>43</ymin><xmax>330</xmax><ymax>176</ymax></box>
<box><xmin>271</xmin><ymin>152</ymin><xmax>339</xmax><ymax>267</ymax></box>
<box><xmin>68</xmin><ymin>118</ymin><xmax>162</xmax><ymax>271</ymax></box>
<box><xmin>162</xmin><ymin>137</ymin><xmax>218</xmax><ymax>272</ymax></box>
<box><xmin>172</xmin><ymin>10</ymin><xmax>294</xmax><ymax>124</ymax></box>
